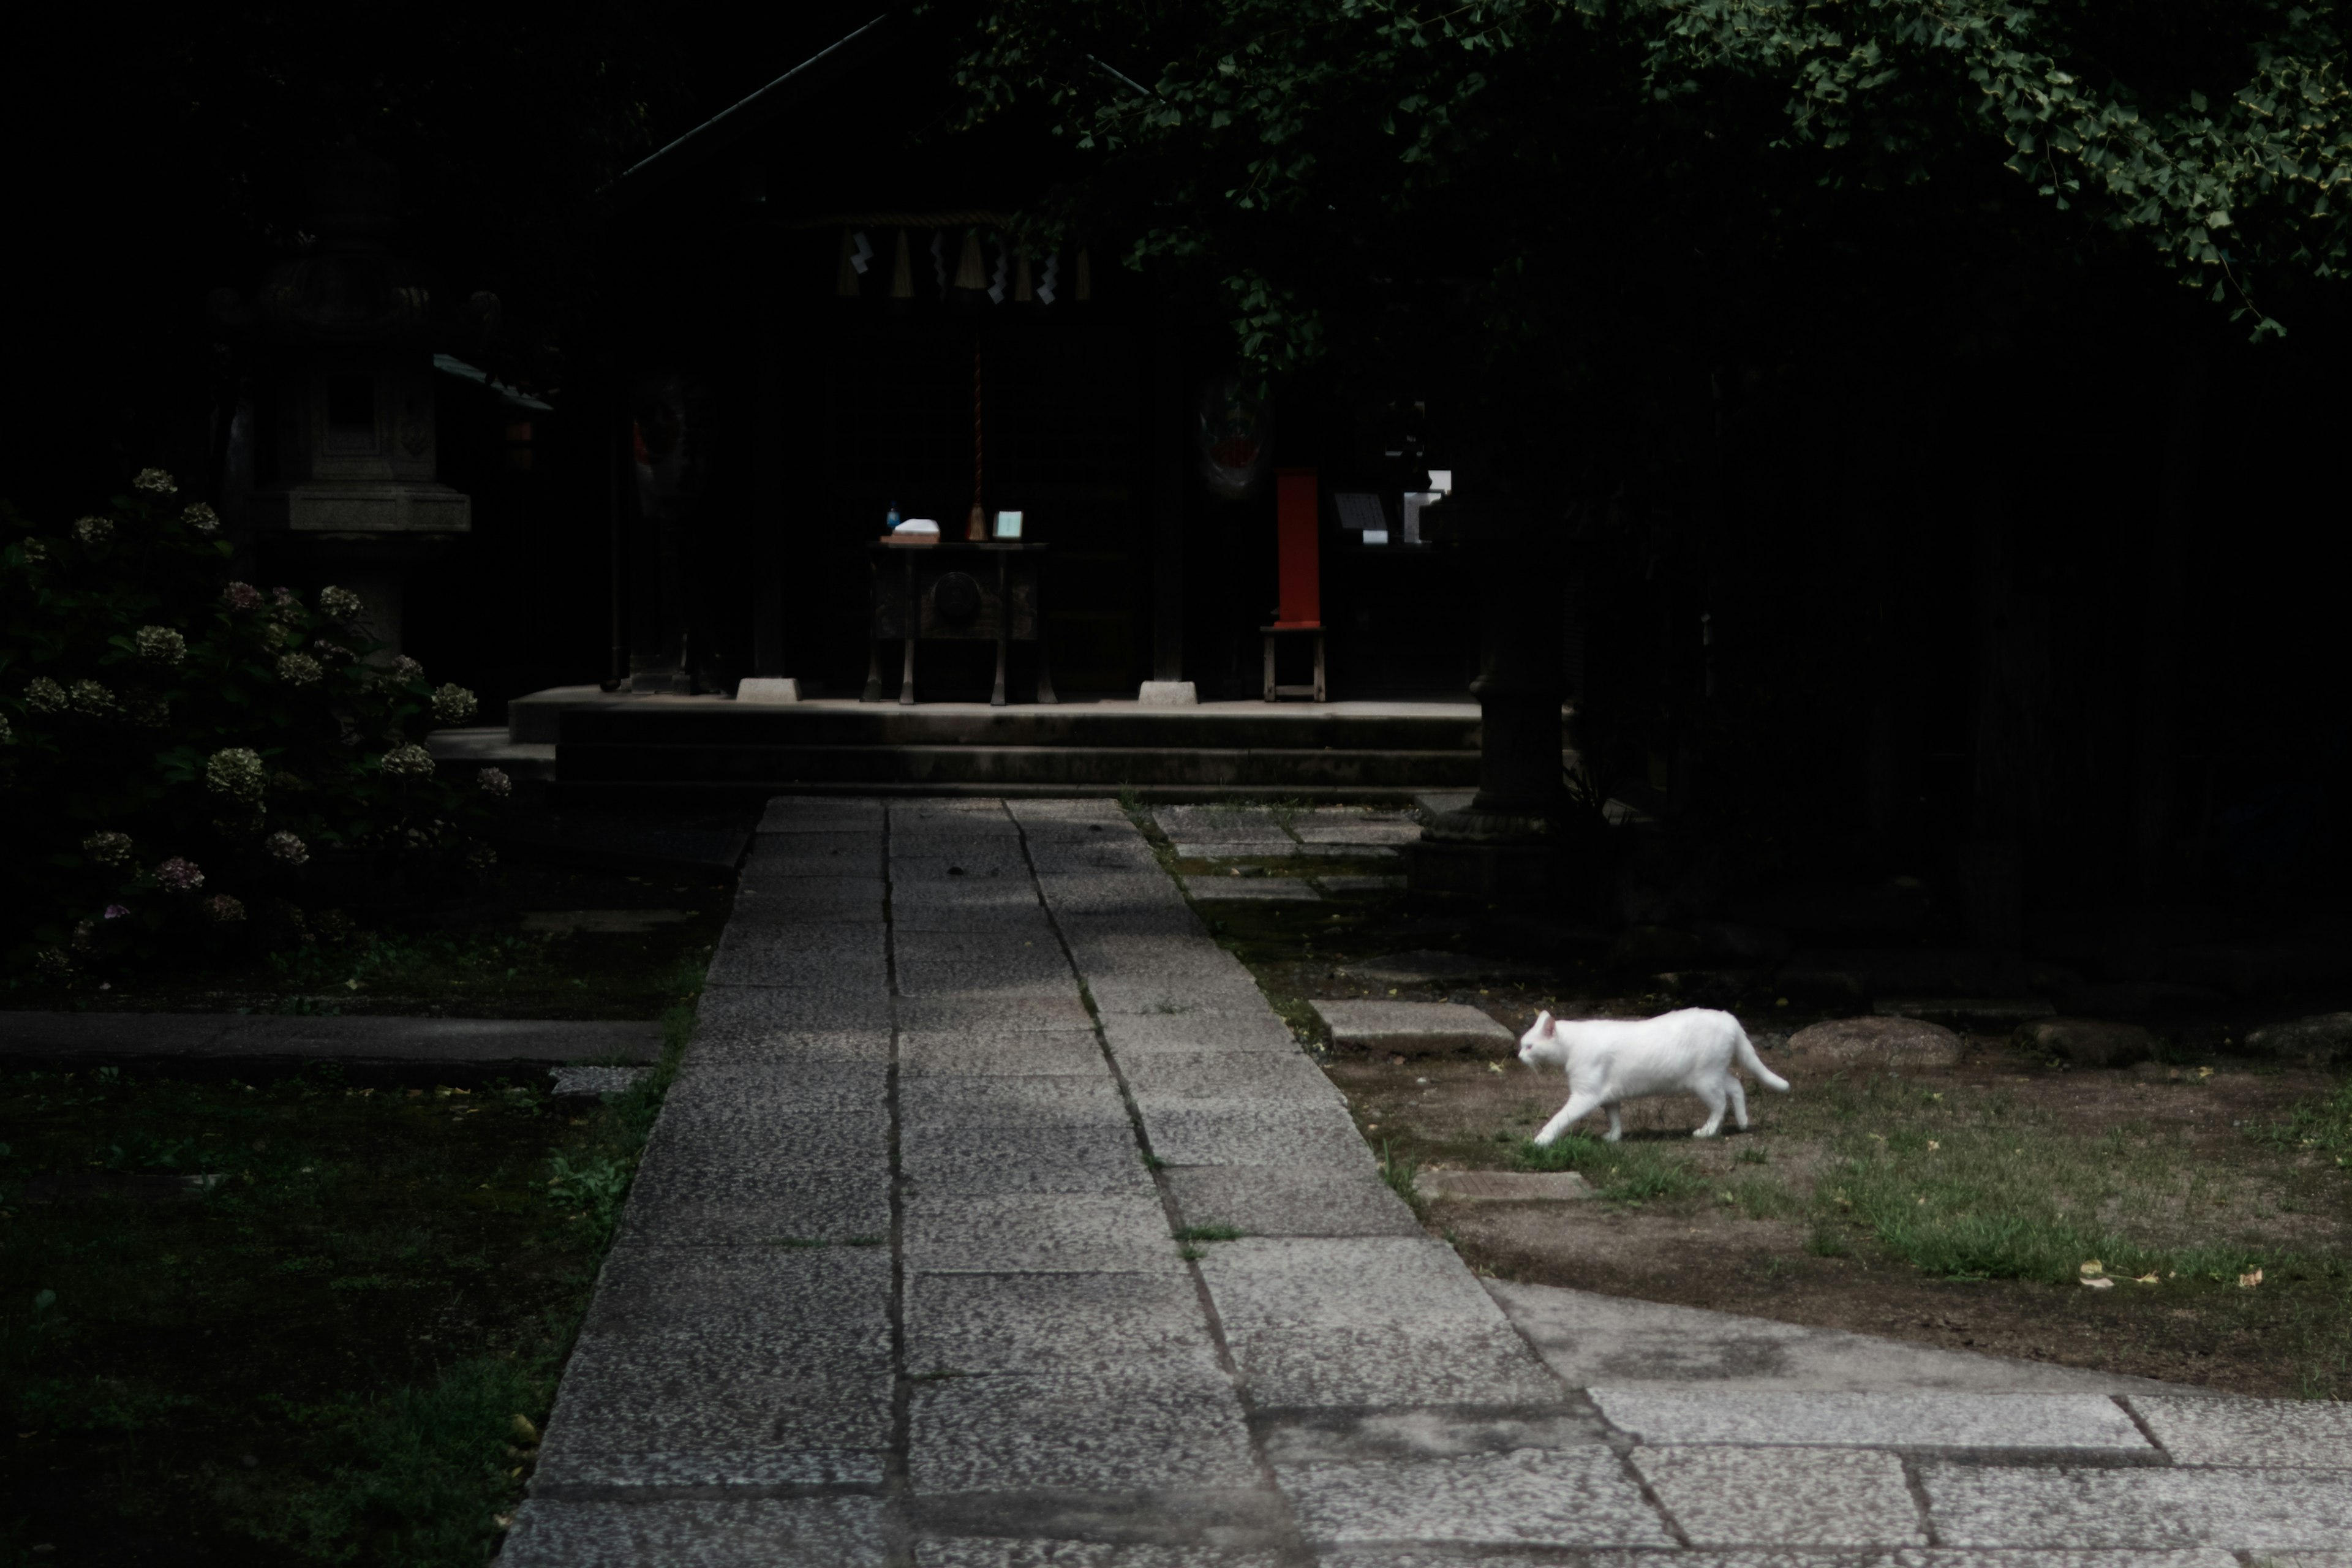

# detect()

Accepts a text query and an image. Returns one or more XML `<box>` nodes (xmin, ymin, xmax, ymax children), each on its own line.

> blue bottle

<box><xmin>885</xmin><ymin>500</ymin><xmax>902</xmax><ymax>533</ymax></box>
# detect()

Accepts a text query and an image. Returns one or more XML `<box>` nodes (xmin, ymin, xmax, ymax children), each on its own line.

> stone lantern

<box><xmin>211</xmin><ymin>147</ymin><xmax>470</xmax><ymax>655</ymax></box>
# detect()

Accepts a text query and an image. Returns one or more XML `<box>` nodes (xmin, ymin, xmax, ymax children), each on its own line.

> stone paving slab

<box><xmin>908</xmin><ymin>1192</ymin><xmax>1186</xmax><ymax>1274</ymax></box>
<box><xmin>1488</xmin><ymin>1280</ymin><xmax>2185</xmax><ymax>1393</ymax></box>
<box><xmin>909</xmin><ymin>1368</ymin><xmax>1261</xmax><ymax>1493</ymax></box>
<box><xmin>916</xmin><ymin>1543</ymin><xmax>1287</xmax><ymax>1567</ymax></box>
<box><xmin>1153</xmin><ymin>805</ymin><xmax>1295</xmax><ymax>843</ymax></box>
<box><xmin>1136</xmin><ymin>1101</ymin><xmax>1373</xmax><ymax>1167</ymax></box>
<box><xmin>1231</xmin><ymin>1322</ymin><xmax>1564</xmax><ymax>1408</ymax></box>
<box><xmin>901</xmin><ymin>1074</ymin><xmax>1129</xmax><ymax>1126</ymax></box>
<box><xmin>1164</xmin><ymin>1164</ymin><xmax>1422</xmax><ymax>1238</ymax></box>
<box><xmin>1197</xmin><ymin>1238</ymin><xmax>1506</xmax><ymax>1332</ymax></box>
<box><xmin>906</xmin><ymin>1270</ymin><xmax>1219</xmax><ymax>1374</ymax></box>
<box><xmin>1279</xmin><ymin>1449</ymin><xmax>1675</xmax><ymax>1548</ymax></box>
<box><xmin>1921</xmin><ymin>1462</ymin><xmax>2352</xmax><ymax>1548</ymax></box>
<box><xmin>1593</xmin><ymin>1389</ymin><xmax>2151</xmax><ymax>1450</ymax></box>
<box><xmin>1634</xmin><ymin>1447</ymin><xmax>1927</xmax><ymax>1547</ymax></box>
<box><xmin>1261</xmin><ymin>1408</ymin><xmax>1612</xmax><ymax>1467</ymax></box>
<box><xmin>615</xmin><ymin>1173</ymin><xmax>891</xmax><ymax>1246</ymax></box>
<box><xmin>1120</xmin><ymin>1049</ymin><xmax>1344</xmax><ymax>1103</ymax></box>
<box><xmin>900</xmin><ymin>1120</ymin><xmax>1158</xmax><ymax>1197</ymax></box>
<box><xmin>902</xmin><ymin>1029</ymin><xmax>1107</xmax><ymax>1077</ymax></box>
<box><xmin>2133</xmin><ymin>1393</ymin><xmax>2352</xmax><ymax>1466</ymax></box>
<box><xmin>1101</xmin><ymin>1011</ymin><xmax>1303</xmax><ymax>1055</ymax></box>
<box><xmin>500</xmin><ymin>1496</ymin><xmax>888</xmax><ymax>1567</ymax></box>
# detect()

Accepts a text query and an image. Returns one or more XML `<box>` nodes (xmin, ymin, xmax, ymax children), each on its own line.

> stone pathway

<box><xmin>502</xmin><ymin>797</ymin><xmax>2352</xmax><ymax>1567</ymax></box>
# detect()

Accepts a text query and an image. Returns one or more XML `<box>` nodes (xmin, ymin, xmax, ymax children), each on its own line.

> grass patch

<box><xmin>1378</xmin><ymin>1140</ymin><xmax>1422</xmax><ymax>1212</ymax></box>
<box><xmin>0</xmin><ymin>960</ymin><xmax>706</xmax><ymax>1562</ymax></box>
<box><xmin>1513</xmin><ymin>1134</ymin><xmax>1706</xmax><ymax>1204</ymax></box>
<box><xmin>2258</xmin><ymin>1076</ymin><xmax>2352</xmax><ymax>1168</ymax></box>
<box><xmin>1172</xmin><ymin>1223</ymin><xmax>1245</xmax><ymax>1243</ymax></box>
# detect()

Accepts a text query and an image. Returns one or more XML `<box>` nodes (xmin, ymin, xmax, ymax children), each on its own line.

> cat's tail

<box><xmin>1733</xmin><ymin>1025</ymin><xmax>1792</xmax><ymax>1093</ymax></box>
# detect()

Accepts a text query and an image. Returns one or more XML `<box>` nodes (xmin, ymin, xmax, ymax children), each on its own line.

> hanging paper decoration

<box><xmin>987</xmin><ymin>236</ymin><xmax>1009</xmax><ymax>304</ymax></box>
<box><xmin>953</xmin><ymin>230</ymin><xmax>988</xmax><ymax>294</ymax></box>
<box><xmin>1037</xmin><ymin>253</ymin><xmax>1059</xmax><ymax>306</ymax></box>
<box><xmin>1196</xmin><ymin>368</ymin><xmax>1272</xmax><ymax>501</ymax></box>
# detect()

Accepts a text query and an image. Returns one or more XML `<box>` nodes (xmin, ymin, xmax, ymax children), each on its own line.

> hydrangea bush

<box><xmin>0</xmin><ymin>470</ymin><xmax>501</xmax><ymax>982</ymax></box>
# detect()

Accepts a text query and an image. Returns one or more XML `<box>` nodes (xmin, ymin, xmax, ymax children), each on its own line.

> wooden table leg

<box><xmin>1031</xmin><ymin>554</ymin><xmax>1057</xmax><ymax>703</ymax></box>
<box><xmin>862</xmin><ymin>639</ymin><xmax>883</xmax><ymax>703</ymax></box>
<box><xmin>1263</xmin><ymin>633</ymin><xmax>1276</xmax><ymax>701</ymax></box>
<box><xmin>991</xmin><ymin>553</ymin><xmax>1008</xmax><ymax>707</ymax></box>
<box><xmin>899</xmin><ymin>552</ymin><xmax>918</xmax><ymax>706</ymax></box>
<box><xmin>1314</xmin><ymin>631</ymin><xmax>1327</xmax><ymax>702</ymax></box>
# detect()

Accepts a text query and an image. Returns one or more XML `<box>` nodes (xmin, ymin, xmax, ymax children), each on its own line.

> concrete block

<box><xmin>909</xmin><ymin>1367</ymin><xmax>1258</xmax><ymax>1493</ymax></box>
<box><xmin>1231</xmin><ymin>1322</ymin><xmax>1564</xmax><ymax>1408</ymax></box>
<box><xmin>1289</xmin><ymin>809</ymin><xmax>1424</xmax><ymax>845</ymax></box>
<box><xmin>701</xmin><ymin>943</ymin><xmax>889</xmax><ymax>991</ymax></box>
<box><xmin>741</xmin><ymin>832</ymin><xmax>879</xmax><ymax>873</ymax></box>
<box><xmin>1923</xmin><ymin>1462</ymin><xmax>2352</xmax><ymax>1549</ymax></box>
<box><xmin>1311</xmin><ymin>1000</ymin><xmax>1515</xmax><ymax>1056</ymax></box>
<box><xmin>1414</xmin><ymin>1169</ymin><xmax>1593</xmax><ymax>1202</ymax></box>
<box><xmin>906</xmin><ymin>1269</ymin><xmax>1218</xmax><ymax>1375</ymax></box>
<box><xmin>1165</xmin><ymin>1164</ymin><xmax>1422</xmax><ymax>1238</ymax></box>
<box><xmin>1171</xmin><ymin>840</ymin><xmax>1306</xmax><ymax>860</ymax></box>
<box><xmin>1182</xmin><ymin>876</ymin><xmax>1322</xmax><ymax>902</ymax></box>
<box><xmin>660</xmin><ymin>1061</ymin><xmax>886</xmax><ymax>1115</ymax></box>
<box><xmin>1278</xmin><ymin>1448</ymin><xmax>1673</xmax><ymax>1548</ymax></box>
<box><xmin>1087</xmin><ymin>977</ymin><xmax>1273</xmax><ymax>1018</ymax></box>
<box><xmin>906</xmin><ymin>1191</ymin><xmax>1182</xmax><ymax>1274</ymax></box>
<box><xmin>1486</xmin><ymin>1280</ymin><xmax>2182</xmax><ymax>1394</ymax></box>
<box><xmin>894</xmin><ymin>958</ymin><xmax>1083</xmax><ymax>1000</ymax></box>
<box><xmin>1005</xmin><ymin>797</ymin><xmax>1131</xmax><ymax>831</ymax></box>
<box><xmin>734</xmin><ymin>676</ymin><xmax>802</xmax><ymax>703</ymax></box>
<box><xmin>685</xmin><ymin>1024</ymin><xmax>894</xmax><ymax>1068</ymax></box>
<box><xmin>1197</xmin><ymin>1237</ymin><xmax>1507</xmax><ymax>1333</ymax></box>
<box><xmin>1319</xmin><ymin>875</ymin><xmax>1407</xmax><ymax>894</ymax></box>
<box><xmin>636</xmin><ymin>1109</ymin><xmax>888</xmax><ymax>1172</ymax></box>
<box><xmin>891</xmin><ymin>851</ymin><xmax>1035</xmax><ymax>884</ymax></box>
<box><xmin>1634</xmin><ymin>1447</ymin><xmax>1926</xmax><ymax>1547</ymax></box>
<box><xmin>1154</xmin><ymin>805</ymin><xmax>1292</xmax><ymax>843</ymax></box>
<box><xmin>1138</xmin><ymin>680</ymin><xmax>1199</xmax><ymax>706</ymax></box>
<box><xmin>2133</xmin><ymin>1395</ymin><xmax>2352</xmax><ymax>1467</ymax></box>
<box><xmin>497</xmin><ymin>1496</ymin><xmax>888</xmax><ymax>1568</ymax></box>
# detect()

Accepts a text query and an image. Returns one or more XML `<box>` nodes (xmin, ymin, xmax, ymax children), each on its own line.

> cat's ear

<box><xmin>1533</xmin><ymin>1011</ymin><xmax>1555</xmax><ymax>1038</ymax></box>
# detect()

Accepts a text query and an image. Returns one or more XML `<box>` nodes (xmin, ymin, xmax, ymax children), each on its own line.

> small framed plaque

<box><xmin>993</xmin><ymin>510</ymin><xmax>1025</xmax><ymax>540</ymax></box>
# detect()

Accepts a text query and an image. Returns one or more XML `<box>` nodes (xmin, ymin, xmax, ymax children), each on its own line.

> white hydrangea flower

<box><xmin>154</xmin><ymin>856</ymin><xmax>205</xmax><ymax>891</ymax></box>
<box><xmin>181</xmin><ymin>502</ymin><xmax>221</xmax><ymax>534</ymax></box>
<box><xmin>68</xmin><ymin>680</ymin><xmax>118</xmax><ymax>717</ymax></box>
<box><xmin>202</xmin><ymin>894</ymin><xmax>247</xmax><ymax>924</ymax></box>
<box><xmin>20</xmin><ymin>538</ymin><xmax>48</xmax><ymax>565</ymax></box>
<box><xmin>206</xmin><ymin>747</ymin><xmax>268</xmax><ymax>804</ymax></box>
<box><xmin>135</xmin><ymin>625</ymin><xmax>186</xmax><ymax>666</ymax></box>
<box><xmin>318</xmin><ymin>585</ymin><xmax>364</xmax><ymax>622</ymax></box>
<box><xmin>276</xmin><ymin>653</ymin><xmax>323</xmax><ymax>687</ymax></box>
<box><xmin>23</xmin><ymin>677</ymin><xmax>66</xmax><ymax>714</ymax></box>
<box><xmin>390</xmin><ymin>654</ymin><xmax>424</xmax><ymax>680</ymax></box>
<box><xmin>266</xmin><ymin>831</ymin><xmax>309</xmax><ymax>865</ymax></box>
<box><xmin>134</xmin><ymin>469</ymin><xmax>178</xmax><ymax>495</ymax></box>
<box><xmin>83</xmin><ymin>831</ymin><xmax>134</xmax><ymax>865</ymax></box>
<box><xmin>430</xmin><ymin>684</ymin><xmax>478</xmax><ymax>725</ymax></box>
<box><xmin>478</xmin><ymin>767</ymin><xmax>512</xmax><ymax>799</ymax></box>
<box><xmin>381</xmin><ymin>742</ymin><xmax>435</xmax><ymax>778</ymax></box>
<box><xmin>73</xmin><ymin>516</ymin><xmax>113</xmax><ymax>546</ymax></box>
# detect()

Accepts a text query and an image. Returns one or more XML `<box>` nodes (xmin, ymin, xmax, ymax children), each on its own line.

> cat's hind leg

<box><xmin>1691</xmin><ymin>1077</ymin><xmax>1729</xmax><ymax>1139</ymax></box>
<box><xmin>1725</xmin><ymin>1074</ymin><xmax>1751</xmax><ymax>1131</ymax></box>
<box><xmin>1602</xmin><ymin>1105</ymin><xmax>1624</xmax><ymax>1143</ymax></box>
<box><xmin>1534</xmin><ymin>1092</ymin><xmax>1600</xmax><ymax>1147</ymax></box>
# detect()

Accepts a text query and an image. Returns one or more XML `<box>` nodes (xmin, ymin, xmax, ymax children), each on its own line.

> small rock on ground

<box><xmin>1415</xmin><ymin>1169</ymin><xmax>1592</xmax><ymax>1202</ymax></box>
<box><xmin>1785</xmin><ymin>1014</ymin><xmax>1963</xmax><ymax>1070</ymax></box>
<box><xmin>2246</xmin><ymin>1011</ymin><xmax>2352</xmax><ymax>1061</ymax></box>
<box><xmin>2015</xmin><ymin>1017</ymin><xmax>2155</xmax><ymax>1068</ymax></box>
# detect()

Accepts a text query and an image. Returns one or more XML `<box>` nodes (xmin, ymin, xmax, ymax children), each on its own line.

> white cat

<box><xmin>1518</xmin><ymin>1006</ymin><xmax>1790</xmax><ymax>1144</ymax></box>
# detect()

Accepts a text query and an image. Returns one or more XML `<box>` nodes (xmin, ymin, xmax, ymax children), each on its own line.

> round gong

<box><xmin>933</xmin><ymin>571</ymin><xmax>982</xmax><ymax>627</ymax></box>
